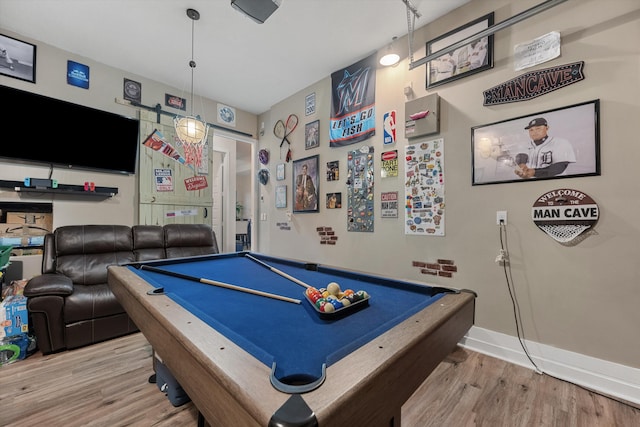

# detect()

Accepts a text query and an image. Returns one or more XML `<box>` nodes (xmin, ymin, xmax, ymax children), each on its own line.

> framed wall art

<box><xmin>326</xmin><ymin>192</ymin><xmax>342</xmax><ymax>209</ymax></box>
<box><xmin>275</xmin><ymin>185</ymin><xmax>287</xmax><ymax>208</ymax></box>
<box><xmin>293</xmin><ymin>155</ymin><xmax>319</xmax><ymax>213</ymax></box>
<box><xmin>0</xmin><ymin>33</ymin><xmax>36</xmax><ymax>83</ymax></box>
<box><xmin>305</xmin><ymin>120</ymin><xmax>320</xmax><ymax>150</ymax></box>
<box><xmin>276</xmin><ymin>163</ymin><xmax>285</xmax><ymax>181</ymax></box>
<box><xmin>471</xmin><ymin>99</ymin><xmax>600</xmax><ymax>185</ymax></box>
<box><xmin>326</xmin><ymin>160</ymin><xmax>339</xmax><ymax>181</ymax></box>
<box><xmin>425</xmin><ymin>12</ymin><xmax>493</xmax><ymax>89</ymax></box>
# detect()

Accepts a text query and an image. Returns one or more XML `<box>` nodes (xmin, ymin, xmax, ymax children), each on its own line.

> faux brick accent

<box><xmin>413</xmin><ymin>257</ymin><xmax>458</xmax><ymax>279</ymax></box>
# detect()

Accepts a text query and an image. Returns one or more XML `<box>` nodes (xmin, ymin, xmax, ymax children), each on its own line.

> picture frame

<box><xmin>425</xmin><ymin>12</ymin><xmax>493</xmax><ymax>89</ymax></box>
<box><xmin>305</xmin><ymin>92</ymin><xmax>316</xmax><ymax>116</ymax></box>
<box><xmin>275</xmin><ymin>185</ymin><xmax>287</xmax><ymax>208</ymax></box>
<box><xmin>0</xmin><ymin>33</ymin><xmax>36</xmax><ymax>83</ymax></box>
<box><xmin>305</xmin><ymin>120</ymin><xmax>320</xmax><ymax>150</ymax></box>
<box><xmin>326</xmin><ymin>160</ymin><xmax>339</xmax><ymax>181</ymax></box>
<box><xmin>471</xmin><ymin>99</ymin><xmax>600</xmax><ymax>186</ymax></box>
<box><xmin>326</xmin><ymin>192</ymin><xmax>342</xmax><ymax>209</ymax></box>
<box><xmin>276</xmin><ymin>163</ymin><xmax>285</xmax><ymax>181</ymax></box>
<box><xmin>293</xmin><ymin>155</ymin><xmax>319</xmax><ymax>213</ymax></box>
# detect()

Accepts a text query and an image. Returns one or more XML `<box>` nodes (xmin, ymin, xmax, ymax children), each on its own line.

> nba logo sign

<box><xmin>383</xmin><ymin>110</ymin><xmax>396</xmax><ymax>145</ymax></box>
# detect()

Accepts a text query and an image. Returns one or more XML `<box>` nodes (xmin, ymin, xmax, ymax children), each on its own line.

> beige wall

<box><xmin>0</xmin><ymin>29</ymin><xmax>257</xmax><ymax>229</ymax></box>
<box><xmin>256</xmin><ymin>0</ymin><xmax>640</xmax><ymax>377</ymax></box>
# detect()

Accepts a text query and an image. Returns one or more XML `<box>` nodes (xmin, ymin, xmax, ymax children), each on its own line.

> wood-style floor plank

<box><xmin>1</xmin><ymin>333</ymin><xmax>638</xmax><ymax>426</ymax></box>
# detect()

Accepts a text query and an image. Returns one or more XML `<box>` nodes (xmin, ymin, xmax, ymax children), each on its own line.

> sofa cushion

<box><xmin>55</xmin><ymin>225</ymin><xmax>135</xmax><ymax>285</ymax></box>
<box><xmin>64</xmin><ymin>284</ymin><xmax>126</xmax><ymax>323</ymax></box>
<box><xmin>133</xmin><ymin>225</ymin><xmax>165</xmax><ymax>261</ymax></box>
<box><xmin>164</xmin><ymin>224</ymin><xmax>219</xmax><ymax>258</ymax></box>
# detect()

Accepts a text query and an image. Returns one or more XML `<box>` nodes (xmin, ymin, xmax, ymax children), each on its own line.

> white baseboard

<box><xmin>460</xmin><ymin>326</ymin><xmax>640</xmax><ymax>406</ymax></box>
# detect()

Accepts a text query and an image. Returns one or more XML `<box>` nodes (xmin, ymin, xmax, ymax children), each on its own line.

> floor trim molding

<box><xmin>460</xmin><ymin>326</ymin><xmax>640</xmax><ymax>406</ymax></box>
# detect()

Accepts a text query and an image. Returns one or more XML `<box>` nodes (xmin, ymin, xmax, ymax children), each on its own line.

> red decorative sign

<box><xmin>483</xmin><ymin>61</ymin><xmax>585</xmax><ymax>106</ymax></box>
<box><xmin>184</xmin><ymin>176</ymin><xmax>208</xmax><ymax>191</ymax></box>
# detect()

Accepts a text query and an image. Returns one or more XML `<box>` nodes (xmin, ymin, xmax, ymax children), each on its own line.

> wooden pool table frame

<box><xmin>108</xmin><ymin>256</ymin><xmax>475</xmax><ymax>427</ymax></box>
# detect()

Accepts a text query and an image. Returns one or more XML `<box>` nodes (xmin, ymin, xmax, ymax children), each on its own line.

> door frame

<box><xmin>212</xmin><ymin>129</ymin><xmax>256</xmax><ymax>253</ymax></box>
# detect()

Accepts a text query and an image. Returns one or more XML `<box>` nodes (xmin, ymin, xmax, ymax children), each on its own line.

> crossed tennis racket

<box><xmin>274</xmin><ymin>114</ymin><xmax>298</xmax><ymax>162</ymax></box>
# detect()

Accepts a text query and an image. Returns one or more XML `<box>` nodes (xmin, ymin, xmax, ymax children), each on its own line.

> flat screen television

<box><xmin>0</xmin><ymin>84</ymin><xmax>140</xmax><ymax>175</ymax></box>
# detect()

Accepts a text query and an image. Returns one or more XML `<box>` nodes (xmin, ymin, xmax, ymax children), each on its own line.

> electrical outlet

<box><xmin>496</xmin><ymin>211</ymin><xmax>507</xmax><ymax>225</ymax></box>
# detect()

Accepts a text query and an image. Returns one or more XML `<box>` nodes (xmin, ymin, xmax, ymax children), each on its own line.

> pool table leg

<box><xmin>390</xmin><ymin>409</ymin><xmax>401</xmax><ymax>426</ymax></box>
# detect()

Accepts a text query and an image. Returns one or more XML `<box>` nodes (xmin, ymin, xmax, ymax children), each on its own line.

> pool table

<box><xmin>108</xmin><ymin>252</ymin><xmax>476</xmax><ymax>427</ymax></box>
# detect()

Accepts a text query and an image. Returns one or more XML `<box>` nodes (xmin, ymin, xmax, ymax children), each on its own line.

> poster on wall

<box><xmin>67</xmin><ymin>60</ymin><xmax>89</xmax><ymax>89</ymax></box>
<box><xmin>346</xmin><ymin>146</ymin><xmax>374</xmax><ymax>232</ymax></box>
<box><xmin>154</xmin><ymin>169</ymin><xmax>174</xmax><ymax>192</ymax></box>
<box><xmin>404</xmin><ymin>139</ymin><xmax>445</xmax><ymax>236</ymax></box>
<box><xmin>381</xmin><ymin>191</ymin><xmax>398</xmax><ymax>218</ymax></box>
<box><xmin>329</xmin><ymin>53</ymin><xmax>376</xmax><ymax>147</ymax></box>
<box><xmin>381</xmin><ymin>150</ymin><xmax>398</xmax><ymax>178</ymax></box>
<box><xmin>383</xmin><ymin>110</ymin><xmax>397</xmax><ymax>144</ymax></box>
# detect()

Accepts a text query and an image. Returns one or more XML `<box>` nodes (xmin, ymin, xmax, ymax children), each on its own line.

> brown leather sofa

<box><xmin>23</xmin><ymin>224</ymin><xmax>219</xmax><ymax>354</ymax></box>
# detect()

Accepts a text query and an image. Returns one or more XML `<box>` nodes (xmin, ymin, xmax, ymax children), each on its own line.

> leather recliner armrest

<box><xmin>24</xmin><ymin>273</ymin><xmax>74</xmax><ymax>297</ymax></box>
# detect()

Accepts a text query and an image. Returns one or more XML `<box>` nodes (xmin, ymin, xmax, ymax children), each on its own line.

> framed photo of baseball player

<box><xmin>426</xmin><ymin>12</ymin><xmax>493</xmax><ymax>89</ymax></box>
<box><xmin>293</xmin><ymin>155</ymin><xmax>319</xmax><ymax>213</ymax></box>
<box><xmin>0</xmin><ymin>33</ymin><xmax>36</xmax><ymax>83</ymax></box>
<box><xmin>471</xmin><ymin>99</ymin><xmax>600</xmax><ymax>186</ymax></box>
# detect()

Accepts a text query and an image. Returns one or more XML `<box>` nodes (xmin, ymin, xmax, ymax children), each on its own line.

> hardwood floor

<box><xmin>1</xmin><ymin>332</ymin><xmax>638</xmax><ymax>426</ymax></box>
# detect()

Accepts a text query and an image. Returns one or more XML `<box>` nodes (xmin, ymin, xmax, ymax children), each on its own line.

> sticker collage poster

<box><xmin>404</xmin><ymin>139</ymin><xmax>445</xmax><ymax>236</ymax></box>
<box><xmin>346</xmin><ymin>146</ymin><xmax>374</xmax><ymax>232</ymax></box>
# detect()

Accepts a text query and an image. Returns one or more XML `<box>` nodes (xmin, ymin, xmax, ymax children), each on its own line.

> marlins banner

<box><xmin>329</xmin><ymin>53</ymin><xmax>376</xmax><ymax>147</ymax></box>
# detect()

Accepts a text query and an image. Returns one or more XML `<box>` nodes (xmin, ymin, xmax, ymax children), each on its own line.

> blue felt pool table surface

<box><xmin>128</xmin><ymin>252</ymin><xmax>449</xmax><ymax>387</ymax></box>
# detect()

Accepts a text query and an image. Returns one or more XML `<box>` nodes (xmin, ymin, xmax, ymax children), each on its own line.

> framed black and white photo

<box><xmin>305</xmin><ymin>120</ymin><xmax>320</xmax><ymax>150</ymax></box>
<box><xmin>426</xmin><ymin>12</ymin><xmax>493</xmax><ymax>89</ymax></box>
<box><xmin>471</xmin><ymin>99</ymin><xmax>600</xmax><ymax>185</ymax></box>
<box><xmin>293</xmin><ymin>155</ymin><xmax>319</xmax><ymax>213</ymax></box>
<box><xmin>0</xmin><ymin>33</ymin><xmax>36</xmax><ymax>83</ymax></box>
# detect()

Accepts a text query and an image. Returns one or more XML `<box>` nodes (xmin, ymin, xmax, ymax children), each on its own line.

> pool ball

<box><xmin>340</xmin><ymin>298</ymin><xmax>351</xmax><ymax>307</ymax></box>
<box><xmin>322</xmin><ymin>302</ymin><xmax>335</xmax><ymax>313</ymax></box>
<box><xmin>327</xmin><ymin>282</ymin><xmax>341</xmax><ymax>296</ymax></box>
<box><xmin>356</xmin><ymin>290</ymin><xmax>369</xmax><ymax>300</ymax></box>
<box><xmin>331</xmin><ymin>300</ymin><xmax>344</xmax><ymax>310</ymax></box>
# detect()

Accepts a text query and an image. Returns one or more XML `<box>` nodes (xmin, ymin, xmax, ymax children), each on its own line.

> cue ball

<box><xmin>327</xmin><ymin>282</ymin><xmax>341</xmax><ymax>296</ymax></box>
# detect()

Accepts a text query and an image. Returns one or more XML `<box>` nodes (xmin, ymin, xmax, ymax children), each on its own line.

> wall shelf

<box><xmin>0</xmin><ymin>180</ymin><xmax>118</xmax><ymax>199</ymax></box>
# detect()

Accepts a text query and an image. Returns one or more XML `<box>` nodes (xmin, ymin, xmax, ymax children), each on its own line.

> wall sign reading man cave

<box><xmin>531</xmin><ymin>188</ymin><xmax>599</xmax><ymax>244</ymax></box>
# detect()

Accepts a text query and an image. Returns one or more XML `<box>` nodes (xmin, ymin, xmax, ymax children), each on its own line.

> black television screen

<box><xmin>0</xmin><ymin>85</ymin><xmax>140</xmax><ymax>174</ymax></box>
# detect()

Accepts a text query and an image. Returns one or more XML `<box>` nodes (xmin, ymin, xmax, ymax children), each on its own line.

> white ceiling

<box><xmin>0</xmin><ymin>0</ymin><xmax>470</xmax><ymax>115</ymax></box>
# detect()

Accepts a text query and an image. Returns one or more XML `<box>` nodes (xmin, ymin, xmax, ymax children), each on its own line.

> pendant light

<box><xmin>174</xmin><ymin>8</ymin><xmax>209</xmax><ymax>145</ymax></box>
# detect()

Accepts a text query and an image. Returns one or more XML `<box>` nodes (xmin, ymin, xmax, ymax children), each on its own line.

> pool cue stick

<box><xmin>244</xmin><ymin>254</ymin><xmax>311</xmax><ymax>289</ymax></box>
<box><xmin>139</xmin><ymin>265</ymin><xmax>301</xmax><ymax>304</ymax></box>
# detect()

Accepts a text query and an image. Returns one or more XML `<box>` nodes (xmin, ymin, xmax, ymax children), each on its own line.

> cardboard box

<box><xmin>1</xmin><ymin>295</ymin><xmax>29</xmax><ymax>338</ymax></box>
<box><xmin>6</xmin><ymin>212</ymin><xmax>53</xmax><ymax>233</ymax></box>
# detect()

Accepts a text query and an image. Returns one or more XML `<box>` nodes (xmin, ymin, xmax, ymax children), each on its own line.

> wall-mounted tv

<box><xmin>0</xmin><ymin>84</ymin><xmax>140</xmax><ymax>175</ymax></box>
